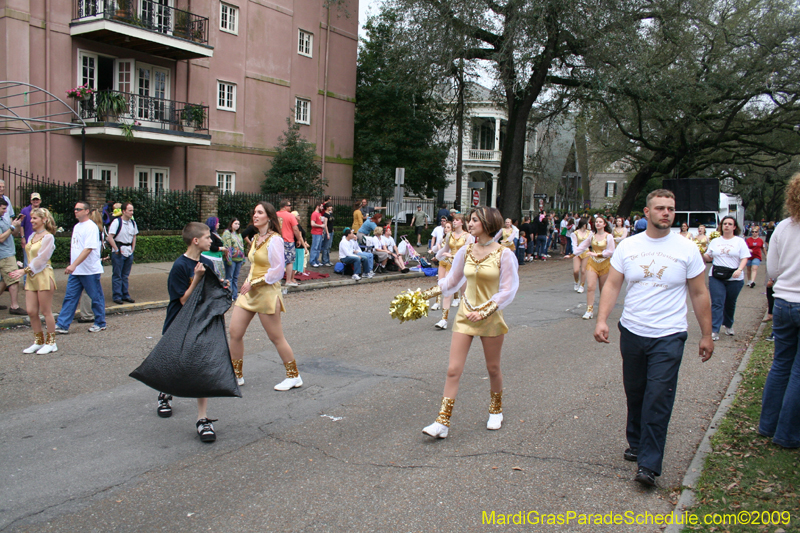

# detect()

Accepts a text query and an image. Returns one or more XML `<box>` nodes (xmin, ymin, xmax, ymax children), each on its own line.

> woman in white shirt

<box><xmin>703</xmin><ymin>216</ymin><xmax>750</xmax><ymax>341</ymax></box>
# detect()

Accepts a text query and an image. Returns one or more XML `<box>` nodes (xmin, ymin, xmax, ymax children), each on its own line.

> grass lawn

<box><xmin>686</xmin><ymin>325</ymin><xmax>799</xmax><ymax>532</ymax></box>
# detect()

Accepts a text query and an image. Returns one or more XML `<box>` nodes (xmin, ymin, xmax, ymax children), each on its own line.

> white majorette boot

<box><xmin>582</xmin><ymin>305</ymin><xmax>594</xmax><ymax>320</ymax></box>
<box><xmin>36</xmin><ymin>332</ymin><xmax>58</xmax><ymax>354</ymax></box>
<box><xmin>423</xmin><ymin>397</ymin><xmax>454</xmax><ymax>438</ymax></box>
<box><xmin>274</xmin><ymin>360</ymin><xmax>303</xmax><ymax>391</ymax></box>
<box><xmin>23</xmin><ymin>332</ymin><xmax>45</xmax><ymax>354</ymax></box>
<box><xmin>487</xmin><ymin>391</ymin><xmax>503</xmax><ymax>430</ymax></box>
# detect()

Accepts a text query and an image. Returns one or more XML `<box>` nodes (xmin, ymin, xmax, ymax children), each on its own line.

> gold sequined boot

<box><xmin>582</xmin><ymin>305</ymin><xmax>594</xmax><ymax>320</ymax></box>
<box><xmin>36</xmin><ymin>332</ymin><xmax>58</xmax><ymax>355</ymax></box>
<box><xmin>423</xmin><ymin>396</ymin><xmax>454</xmax><ymax>438</ymax></box>
<box><xmin>232</xmin><ymin>359</ymin><xmax>244</xmax><ymax>386</ymax></box>
<box><xmin>23</xmin><ymin>332</ymin><xmax>45</xmax><ymax>354</ymax></box>
<box><xmin>435</xmin><ymin>308</ymin><xmax>449</xmax><ymax>330</ymax></box>
<box><xmin>274</xmin><ymin>360</ymin><xmax>303</xmax><ymax>391</ymax></box>
<box><xmin>487</xmin><ymin>390</ymin><xmax>503</xmax><ymax>430</ymax></box>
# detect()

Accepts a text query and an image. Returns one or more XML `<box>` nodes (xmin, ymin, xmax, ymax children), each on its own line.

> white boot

<box><xmin>434</xmin><ymin>319</ymin><xmax>448</xmax><ymax>329</ymax></box>
<box><xmin>577</xmin><ymin>284</ymin><xmax>585</xmax><ymax>293</ymax></box>
<box><xmin>422</xmin><ymin>422</ymin><xmax>449</xmax><ymax>438</ymax></box>
<box><xmin>36</xmin><ymin>333</ymin><xmax>58</xmax><ymax>354</ymax></box>
<box><xmin>582</xmin><ymin>305</ymin><xmax>594</xmax><ymax>320</ymax></box>
<box><xmin>23</xmin><ymin>332</ymin><xmax>45</xmax><ymax>354</ymax></box>
<box><xmin>487</xmin><ymin>413</ymin><xmax>504</xmax><ymax>430</ymax></box>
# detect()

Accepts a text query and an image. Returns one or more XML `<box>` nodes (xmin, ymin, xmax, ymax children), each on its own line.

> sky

<box><xmin>357</xmin><ymin>0</ymin><xmax>382</xmax><ymax>39</ymax></box>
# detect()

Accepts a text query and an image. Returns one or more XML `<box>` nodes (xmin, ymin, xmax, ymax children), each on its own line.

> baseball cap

<box><xmin>31</xmin><ymin>192</ymin><xmax>41</xmax><ymax>200</ymax></box>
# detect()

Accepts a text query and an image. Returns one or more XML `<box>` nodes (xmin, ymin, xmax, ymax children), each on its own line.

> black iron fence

<box><xmin>0</xmin><ymin>165</ymin><xmax>81</xmax><ymax>229</ymax></box>
<box><xmin>73</xmin><ymin>0</ymin><xmax>209</xmax><ymax>44</ymax></box>
<box><xmin>106</xmin><ymin>186</ymin><xmax>201</xmax><ymax>231</ymax></box>
<box><xmin>76</xmin><ymin>90</ymin><xmax>208</xmax><ymax>132</ymax></box>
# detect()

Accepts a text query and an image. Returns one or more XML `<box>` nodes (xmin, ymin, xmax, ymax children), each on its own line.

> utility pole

<box><xmin>455</xmin><ymin>59</ymin><xmax>464</xmax><ymax>209</ymax></box>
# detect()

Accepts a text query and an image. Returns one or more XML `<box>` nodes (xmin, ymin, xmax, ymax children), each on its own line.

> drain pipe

<box><xmin>320</xmin><ymin>5</ymin><xmax>331</xmax><ymax>185</ymax></box>
<box><xmin>45</xmin><ymin>0</ymin><xmax>51</xmax><ymax>178</ymax></box>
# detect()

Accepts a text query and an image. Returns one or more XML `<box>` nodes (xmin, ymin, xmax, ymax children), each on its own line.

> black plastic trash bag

<box><xmin>130</xmin><ymin>271</ymin><xmax>240</xmax><ymax>398</ymax></box>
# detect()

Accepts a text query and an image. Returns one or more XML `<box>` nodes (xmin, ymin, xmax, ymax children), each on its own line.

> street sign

<box><xmin>472</xmin><ymin>190</ymin><xmax>480</xmax><ymax>207</ymax></box>
<box><xmin>533</xmin><ymin>193</ymin><xmax>548</xmax><ymax>199</ymax></box>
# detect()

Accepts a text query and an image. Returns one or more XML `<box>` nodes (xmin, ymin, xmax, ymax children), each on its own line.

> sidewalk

<box><xmin>0</xmin><ymin>249</ymin><xmax>428</xmax><ymax>328</ymax></box>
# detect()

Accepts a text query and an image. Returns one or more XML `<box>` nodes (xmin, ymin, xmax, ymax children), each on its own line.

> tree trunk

<box><xmin>498</xmin><ymin>95</ymin><xmax>536</xmax><ymax>222</ymax></box>
<box><xmin>617</xmin><ymin>151</ymin><xmax>673</xmax><ymax>216</ymax></box>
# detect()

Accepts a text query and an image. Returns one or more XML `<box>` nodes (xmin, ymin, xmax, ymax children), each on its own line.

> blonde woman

<box><xmin>371</xmin><ymin>226</ymin><xmax>391</xmax><ymax>273</ymax></box>
<box><xmin>569</xmin><ymin>218</ymin><xmax>591</xmax><ymax>293</ymax></box>
<box><xmin>571</xmin><ymin>216</ymin><xmax>615</xmax><ymax>320</ymax></box>
<box><xmin>434</xmin><ymin>213</ymin><xmax>474</xmax><ymax>329</ymax></box>
<box><xmin>421</xmin><ymin>206</ymin><xmax>519</xmax><ymax>438</ymax></box>
<box><xmin>695</xmin><ymin>224</ymin><xmax>710</xmax><ymax>254</ymax></box>
<box><xmin>10</xmin><ymin>208</ymin><xmax>58</xmax><ymax>354</ymax></box>
<box><xmin>495</xmin><ymin>218</ymin><xmax>518</xmax><ymax>251</ymax></box>
<box><xmin>228</xmin><ymin>202</ymin><xmax>301</xmax><ymax>390</ymax></box>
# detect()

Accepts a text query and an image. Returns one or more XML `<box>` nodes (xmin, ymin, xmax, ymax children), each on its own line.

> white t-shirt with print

<box><xmin>706</xmin><ymin>236</ymin><xmax>750</xmax><ymax>281</ymax></box>
<box><xmin>70</xmin><ymin>219</ymin><xmax>104</xmax><ymax>275</ymax></box>
<box><xmin>611</xmin><ymin>232</ymin><xmax>706</xmax><ymax>338</ymax></box>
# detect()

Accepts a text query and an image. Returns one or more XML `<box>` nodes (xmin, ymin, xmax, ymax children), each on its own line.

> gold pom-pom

<box><xmin>389</xmin><ymin>289</ymin><xmax>430</xmax><ymax>323</ymax></box>
<box><xmin>709</xmin><ymin>230</ymin><xmax>721</xmax><ymax>240</ymax></box>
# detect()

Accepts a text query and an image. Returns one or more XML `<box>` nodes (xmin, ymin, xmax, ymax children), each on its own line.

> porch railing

<box><xmin>75</xmin><ymin>90</ymin><xmax>208</xmax><ymax>133</ymax></box>
<box><xmin>468</xmin><ymin>149</ymin><xmax>502</xmax><ymax>161</ymax></box>
<box><xmin>73</xmin><ymin>0</ymin><xmax>209</xmax><ymax>45</ymax></box>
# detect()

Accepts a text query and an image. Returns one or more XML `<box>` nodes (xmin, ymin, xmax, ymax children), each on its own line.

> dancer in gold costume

<box><xmin>571</xmin><ymin>216</ymin><xmax>616</xmax><ymax>320</ymax></box>
<box><xmin>613</xmin><ymin>216</ymin><xmax>628</xmax><ymax>245</ymax></box>
<box><xmin>569</xmin><ymin>218</ymin><xmax>591</xmax><ymax>293</ymax></box>
<box><xmin>679</xmin><ymin>222</ymin><xmax>695</xmax><ymax>241</ymax></box>
<box><xmin>495</xmin><ymin>218</ymin><xmax>518</xmax><ymax>251</ymax></box>
<box><xmin>421</xmin><ymin>206</ymin><xmax>519</xmax><ymax>438</ymax></box>
<box><xmin>434</xmin><ymin>213</ymin><xmax>474</xmax><ymax>330</ymax></box>
<box><xmin>228</xmin><ymin>202</ymin><xmax>301</xmax><ymax>390</ymax></box>
<box><xmin>10</xmin><ymin>208</ymin><xmax>58</xmax><ymax>354</ymax></box>
<box><xmin>694</xmin><ymin>224</ymin><xmax>710</xmax><ymax>254</ymax></box>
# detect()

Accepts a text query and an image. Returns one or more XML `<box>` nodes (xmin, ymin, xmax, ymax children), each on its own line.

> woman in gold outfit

<box><xmin>228</xmin><ymin>202</ymin><xmax>302</xmax><ymax>391</ymax></box>
<box><xmin>569</xmin><ymin>218</ymin><xmax>591</xmax><ymax>293</ymax></box>
<box><xmin>10</xmin><ymin>208</ymin><xmax>58</xmax><ymax>354</ymax></box>
<box><xmin>434</xmin><ymin>213</ymin><xmax>474</xmax><ymax>330</ymax></box>
<box><xmin>695</xmin><ymin>224</ymin><xmax>710</xmax><ymax>254</ymax></box>
<box><xmin>421</xmin><ymin>206</ymin><xmax>519</xmax><ymax>438</ymax></box>
<box><xmin>495</xmin><ymin>218</ymin><xmax>518</xmax><ymax>250</ymax></box>
<box><xmin>679</xmin><ymin>222</ymin><xmax>695</xmax><ymax>241</ymax></box>
<box><xmin>572</xmin><ymin>216</ymin><xmax>616</xmax><ymax>320</ymax></box>
<box><xmin>612</xmin><ymin>216</ymin><xmax>628</xmax><ymax>244</ymax></box>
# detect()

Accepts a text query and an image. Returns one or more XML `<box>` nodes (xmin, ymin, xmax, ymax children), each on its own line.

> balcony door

<box><xmin>136</xmin><ymin>64</ymin><xmax>170</xmax><ymax>126</ymax></box>
<box><xmin>141</xmin><ymin>0</ymin><xmax>173</xmax><ymax>35</ymax></box>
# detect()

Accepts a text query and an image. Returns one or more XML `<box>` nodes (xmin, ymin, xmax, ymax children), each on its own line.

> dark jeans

<box><xmin>56</xmin><ymin>274</ymin><xmax>106</xmax><ymax>329</ymax></box>
<box><xmin>767</xmin><ymin>285</ymin><xmax>775</xmax><ymax>315</ymax></box>
<box><xmin>759</xmin><ymin>298</ymin><xmax>800</xmax><ymax>448</ymax></box>
<box><xmin>708</xmin><ymin>276</ymin><xmax>744</xmax><ymax>332</ymax></box>
<box><xmin>111</xmin><ymin>252</ymin><xmax>133</xmax><ymax>301</ymax></box>
<box><xmin>536</xmin><ymin>235</ymin><xmax>547</xmax><ymax>258</ymax></box>
<box><xmin>225</xmin><ymin>260</ymin><xmax>243</xmax><ymax>300</ymax></box>
<box><xmin>321</xmin><ymin>232</ymin><xmax>333</xmax><ymax>264</ymax></box>
<box><xmin>619</xmin><ymin>323</ymin><xmax>688</xmax><ymax>476</ymax></box>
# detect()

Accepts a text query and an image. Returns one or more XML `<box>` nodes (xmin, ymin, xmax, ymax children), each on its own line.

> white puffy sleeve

<box><xmin>572</xmin><ymin>232</ymin><xmax>593</xmax><ymax>256</ymax></box>
<box><xmin>435</xmin><ymin>235</ymin><xmax>451</xmax><ymax>260</ymax></box>
<box><xmin>438</xmin><ymin>245</ymin><xmax>468</xmax><ymax>296</ymax></box>
<box><xmin>494</xmin><ymin>229</ymin><xmax>503</xmax><ymax>242</ymax></box>
<box><xmin>263</xmin><ymin>235</ymin><xmax>285</xmax><ymax>285</ymax></box>
<box><xmin>491</xmin><ymin>248</ymin><xmax>520</xmax><ymax>310</ymax></box>
<box><xmin>570</xmin><ymin>232</ymin><xmax>578</xmax><ymax>250</ymax></box>
<box><xmin>602</xmin><ymin>234</ymin><xmax>616</xmax><ymax>257</ymax></box>
<box><xmin>29</xmin><ymin>234</ymin><xmax>55</xmax><ymax>275</ymax></box>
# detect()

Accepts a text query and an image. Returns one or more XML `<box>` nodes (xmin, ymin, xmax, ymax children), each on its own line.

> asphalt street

<box><xmin>0</xmin><ymin>257</ymin><xmax>768</xmax><ymax>532</ymax></box>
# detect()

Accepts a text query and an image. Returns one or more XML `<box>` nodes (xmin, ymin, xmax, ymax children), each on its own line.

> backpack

<box><xmin>109</xmin><ymin>216</ymin><xmax>138</xmax><ymax>244</ymax></box>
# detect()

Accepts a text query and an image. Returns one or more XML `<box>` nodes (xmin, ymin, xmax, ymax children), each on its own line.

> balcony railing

<box><xmin>75</xmin><ymin>90</ymin><xmax>208</xmax><ymax>133</ymax></box>
<box><xmin>468</xmin><ymin>149</ymin><xmax>502</xmax><ymax>161</ymax></box>
<box><xmin>73</xmin><ymin>0</ymin><xmax>208</xmax><ymax>45</ymax></box>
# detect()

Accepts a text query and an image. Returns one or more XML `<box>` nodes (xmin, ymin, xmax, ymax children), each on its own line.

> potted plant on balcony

<box><xmin>66</xmin><ymin>85</ymin><xmax>94</xmax><ymax>101</ymax></box>
<box><xmin>180</xmin><ymin>102</ymin><xmax>205</xmax><ymax>132</ymax></box>
<box><xmin>95</xmin><ymin>91</ymin><xmax>128</xmax><ymax>122</ymax></box>
<box><xmin>114</xmin><ymin>0</ymin><xmax>130</xmax><ymax>19</ymax></box>
<box><xmin>174</xmin><ymin>11</ymin><xmax>190</xmax><ymax>39</ymax></box>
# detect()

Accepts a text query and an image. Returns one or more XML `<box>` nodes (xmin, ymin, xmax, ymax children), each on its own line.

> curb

<box><xmin>0</xmin><ymin>271</ymin><xmax>429</xmax><ymax>328</ymax></box>
<box><xmin>665</xmin><ymin>315</ymin><xmax>769</xmax><ymax>533</ymax></box>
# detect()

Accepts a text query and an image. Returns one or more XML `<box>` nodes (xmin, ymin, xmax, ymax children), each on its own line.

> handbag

<box><xmin>228</xmin><ymin>245</ymin><xmax>245</xmax><ymax>261</ymax></box>
<box><xmin>712</xmin><ymin>264</ymin><xmax>737</xmax><ymax>280</ymax></box>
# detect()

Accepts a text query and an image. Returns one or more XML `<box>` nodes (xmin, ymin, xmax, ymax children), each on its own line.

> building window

<box><xmin>217</xmin><ymin>81</ymin><xmax>236</xmax><ymax>111</ymax></box>
<box><xmin>605</xmin><ymin>181</ymin><xmax>617</xmax><ymax>198</ymax></box>
<box><xmin>217</xmin><ymin>172</ymin><xmax>235</xmax><ymax>193</ymax></box>
<box><xmin>77</xmin><ymin>162</ymin><xmax>118</xmax><ymax>187</ymax></box>
<box><xmin>295</xmin><ymin>98</ymin><xmax>310</xmax><ymax>125</ymax></box>
<box><xmin>135</xmin><ymin>166</ymin><xmax>170</xmax><ymax>192</ymax></box>
<box><xmin>220</xmin><ymin>3</ymin><xmax>238</xmax><ymax>34</ymax></box>
<box><xmin>298</xmin><ymin>30</ymin><xmax>313</xmax><ymax>57</ymax></box>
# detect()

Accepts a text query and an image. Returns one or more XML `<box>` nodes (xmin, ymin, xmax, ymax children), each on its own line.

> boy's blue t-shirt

<box><xmin>163</xmin><ymin>254</ymin><xmax>215</xmax><ymax>334</ymax></box>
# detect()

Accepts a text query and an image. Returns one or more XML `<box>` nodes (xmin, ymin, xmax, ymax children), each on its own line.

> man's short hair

<box><xmin>77</xmin><ymin>201</ymin><xmax>91</xmax><ymax>211</ymax></box>
<box><xmin>280</xmin><ymin>199</ymin><xmax>291</xmax><ymax>208</ymax></box>
<box><xmin>0</xmin><ymin>197</ymin><xmax>7</xmax><ymax>207</ymax></box>
<box><xmin>646</xmin><ymin>189</ymin><xmax>676</xmax><ymax>208</ymax></box>
<box><xmin>121</xmin><ymin>202</ymin><xmax>133</xmax><ymax>212</ymax></box>
<box><xmin>182</xmin><ymin>221</ymin><xmax>209</xmax><ymax>245</ymax></box>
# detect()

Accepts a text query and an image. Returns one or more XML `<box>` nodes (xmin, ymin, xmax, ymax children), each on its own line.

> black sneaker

<box><xmin>196</xmin><ymin>418</ymin><xmax>218</xmax><ymax>442</ymax></box>
<box><xmin>767</xmin><ymin>334</ymin><xmax>775</xmax><ymax>342</ymax></box>
<box><xmin>635</xmin><ymin>466</ymin><xmax>656</xmax><ymax>487</ymax></box>
<box><xmin>157</xmin><ymin>393</ymin><xmax>173</xmax><ymax>418</ymax></box>
<box><xmin>624</xmin><ymin>447</ymin><xmax>638</xmax><ymax>462</ymax></box>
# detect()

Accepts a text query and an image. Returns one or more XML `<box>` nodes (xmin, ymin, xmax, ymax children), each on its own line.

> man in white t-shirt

<box><xmin>594</xmin><ymin>189</ymin><xmax>714</xmax><ymax>487</ymax></box>
<box><xmin>107</xmin><ymin>202</ymin><xmax>139</xmax><ymax>304</ymax></box>
<box><xmin>429</xmin><ymin>216</ymin><xmax>449</xmax><ymax>253</ymax></box>
<box><xmin>55</xmin><ymin>202</ymin><xmax>106</xmax><ymax>333</ymax></box>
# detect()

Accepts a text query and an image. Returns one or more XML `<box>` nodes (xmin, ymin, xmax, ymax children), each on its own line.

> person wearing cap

<box><xmin>19</xmin><ymin>192</ymin><xmax>42</xmax><ymax>279</ymax></box>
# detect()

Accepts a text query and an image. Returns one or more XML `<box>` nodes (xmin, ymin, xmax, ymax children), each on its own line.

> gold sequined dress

<box><xmin>695</xmin><ymin>235</ymin><xmax>709</xmax><ymax>254</ymax></box>
<box><xmin>572</xmin><ymin>230</ymin><xmax>591</xmax><ymax>259</ymax></box>
<box><xmin>25</xmin><ymin>233</ymin><xmax>57</xmax><ymax>292</ymax></box>
<box><xmin>235</xmin><ymin>232</ymin><xmax>286</xmax><ymax>314</ymax></box>
<box><xmin>437</xmin><ymin>231</ymin><xmax>472</xmax><ymax>272</ymax></box>
<box><xmin>573</xmin><ymin>232</ymin><xmax>615</xmax><ymax>277</ymax></box>
<box><xmin>612</xmin><ymin>227</ymin><xmax>626</xmax><ymax>244</ymax></box>
<box><xmin>498</xmin><ymin>228</ymin><xmax>516</xmax><ymax>250</ymax></box>
<box><xmin>439</xmin><ymin>244</ymin><xmax>520</xmax><ymax>338</ymax></box>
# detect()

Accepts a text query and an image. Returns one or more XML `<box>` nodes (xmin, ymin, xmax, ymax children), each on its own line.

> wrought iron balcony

<box><xmin>71</xmin><ymin>0</ymin><xmax>212</xmax><ymax>60</ymax></box>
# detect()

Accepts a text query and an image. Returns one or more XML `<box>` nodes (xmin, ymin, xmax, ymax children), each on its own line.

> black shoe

<box><xmin>634</xmin><ymin>466</ymin><xmax>656</xmax><ymax>487</ymax></box>
<box><xmin>122</xmin><ymin>297</ymin><xmax>135</xmax><ymax>303</ymax></box>
<box><xmin>196</xmin><ymin>418</ymin><xmax>218</xmax><ymax>442</ymax></box>
<box><xmin>113</xmin><ymin>299</ymin><xmax>124</xmax><ymax>305</ymax></box>
<box><xmin>157</xmin><ymin>393</ymin><xmax>173</xmax><ymax>418</ymax></box>
<box><xmin>77</xmin><ymin>317</ymin><xmax>94</xmax><ymax>323</ymax></box>
<box><xmin>0</xmin><ymin>305</ymin><xmax>7</xmax><ymax>310</ymax></box>
<box><xmin>9</xmin><ymin>307</ymin><xmax>26</xmax><ymax>315</ymax></box>
<box><xmin>624</xmin><ymin>447</ymin><xmax>638</xmax><ymax>462</ymax></box>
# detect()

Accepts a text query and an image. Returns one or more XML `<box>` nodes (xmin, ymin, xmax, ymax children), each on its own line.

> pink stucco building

<box><xmin>0</xmin><ymin>0</ymin><xmax>357</xmax><ymax>194</ymax></box>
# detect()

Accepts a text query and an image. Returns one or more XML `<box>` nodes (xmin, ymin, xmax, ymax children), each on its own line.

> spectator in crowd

<box><xmin>437</xmin><ymin>203</ymin><xmax>451</xmax><ymax>221</ymax></box>
<box><xmin>338</xmin><ymin>228</ymin><xmax>373</xmax><ymax>281</ymax></box>
<box><xmin>703</xmin><ymin>216</ymin><xmax>750</xmax><ymax>341</ymax></box>
<box><xmin>277</xmin><ymin>200</ymin><xmax>302</xmax><ymax>287</ymax></box>
<box><xmin>359</xmin><ymin>198</ymin><xmax>386</xmax><ymax>220</ymax></box>
<box><xmin>759</xmin><ymin>173</ymin><xmax>800</xmax><ymax>448</ymax></box>
<box><xmin>518</xmin><ymin>231</ymin><xmax>528</xmax><ymax>264</ymax></box>
<box><xmin>534</xmin><ymin>211</ymin><xmax>549</xmax><ymax>260</ymax></box>
<box><xmin>241</xmin><ymin>219</ymin><xmax>257</xmax><ymax>249</ymax></box>
<box><xmin>352</xmin><ymin>201</ymin><xmax>364</xmax><ymax>233</ymax></box>
<box><xmin>309</xmin><ymin>202</ymin><xmax>326</xmax><ymax>267</ymax></box>
<box><xmin>101</xmin><ymin>200</ymin><xmax>115</xmax><ymax>228</ymax></box>
<box><xmin>291</xmin><ymin>210</ymin><xmax>309</xmax><ymax>274</ymax></box>
<box><xmin>371</xmin><ymin>226</ymin><xmax>392</xmax><ymax>273</ymax></box>
<box><xmin>320</xmin><ymin>202</ymin><xmax>335</xmax><ymax>266</ymax></box>
<box><xmin>429</xmin><ymin>215</ymin><xmax>450</xmax><ymax>257</ymax></box>
<box><xmin>55</xmin><ymin>201</ymin><xmax>106</xmax><ymax>334</ymax></box>
<box><xmin>0</xmin><ymin>198</ymin><xmax>25</xmax><ymax>314</ymax></box>
<box><xmin>200</xmin><ymin>217</ymin><xmax>227</xmax><ymax>281</ymax></box>
<box><xmin>745</xmin><ymin>226</ymin><xmax>765</xmax><ymax>288</ymax></box>
<box><xmin>222</xmin><ymin>217</ymin><xmax>246</xmax><ymax>300</ymax></box>
<box><xmin>633</xmin><ymin>215</ymin><xmax>647</xmax><ymax>235</ymax></box>
<box><xmin>520</xmin><ymin>216</ymin><xmax>533</xmax><ymax>262</ymax></box>
<box><xmin>382</xmin><ymin>225</ymin><xmax>409</xmax><ymax>273</ymax></box>
<box><xmin>411</xmin><ymin>205</ymin><xmax>429</xmax><ymax>246</ymax></box>
<box><xmin>559</xmin><ymin>213</ymin><xmax>570</xmax><ymax>255</ymax></box>
<box><xmin>0</xmin><ymin>179</ymin><xmax>14</xmax><ymax>224</ymax></box>
<box><xmin>9</xmin><ymin>207</ymin><xmax>58</xmax><ymax>353</ymax></box>
<box><xmin>107</xmin><ymin>202</ymin><xmax>138</xmax><ymax>305</ymax></box>
<box><xmin>77</xmin><ymin>208</ymin><xmax>107</xmax><ymax>322</ymax></box>
<box><xmin>357</xmin><ymin>212</ymin><xmax>382</xmax><ymax>246</ymax></box>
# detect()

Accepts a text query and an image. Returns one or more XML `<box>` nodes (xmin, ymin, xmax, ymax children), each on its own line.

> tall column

<box><xmin>490</xmin><ymin>174</ymin><xmax>499</xmax><ymax>208</ymax></box>
<box><xmin>494</xmin><ymin>117</ymin><xmax>501</xmax><ymax>152</ymax></box>
<box><xmin>195</xmin><ymin>185</ymin><xmax>220</xmax><ymax>220</ymax></box>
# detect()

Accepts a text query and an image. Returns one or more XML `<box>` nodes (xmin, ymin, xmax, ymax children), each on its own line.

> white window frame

<box><xmin>77</xmin><ymin>162</ymin><xmax>118</xmax><ymax>187</ymax></box>
<box><xmin>298</xmin><ymin>29</ymin><xmax>313</xmax><ymax>57</ymax></box>
<box><xmin>217</xmin><ymin>80</ymin><xmax>237</xmax><ymax>111</ymax></box>
<box><xmin>295</xmin><ymin>97</ymin><xmax>310</xmax><ymax>125</ymax></box>
<box><xmin>216</xmin><ymin>171</ymin><xmax>235</xmax><ymax>193</ymax></box>
<box><xmin>134</xmin><ymin>165</ymin><xmax>170</xmax><ymax>192</ymax></box>
<box><xmin>220</xmin><ymin>3</ymin><xmax>238</xmax><ymax>34</ymax></box>
<box><xmin>605</xmin><ymin>181</ymin><xmax>617</xmax><ymax>198</ymax></box>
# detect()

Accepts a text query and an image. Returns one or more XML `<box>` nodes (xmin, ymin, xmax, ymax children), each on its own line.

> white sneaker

<box><xmin>451</xmin><ymin>298</ymin><xmax>460</xmax><ymax>307</ymax></box>
<box><xmin>23</xmin><ymin>342</ymin><xmax>44</xmax><ymax>354</ymax></box>
<box><xmin>724</xmin><ymin>326</ymin><xmax>735</xmax><ymax>336</ymax></box>
<box><xmin>422</xmin><ymin>422</ymin><xmax>449</xmax><ymax>438</ymax></box>
<box><xmin>431</xmin><ymin>302</ymin><xmax>440</xmax><ymax>310</ymax></box>
<box><xmin>351</xmin><ymin>274</ymin><xmax>361</xmax><ymax>281</ymax></box>
<box><xmin>711</xmin><ymin>332</ymin><xmax>720</xmax><ymax>341</ymax></box>
<box><xmin>36</xmin><ymin>343</ymin><xmax>58</xmax><ymax>355</ymax></box>
<box><xmin>582</xmin><ymin>309</ymin><xmax>594</xmax><ymax>320</ymax></box>
<box><xmin>237</xmin><ymin>376</ymin><xmax>245</xmax><ymax>386</ymax></box>
<box><xmin>487</xmin><ymin>413</ymin><xmax>503</xmax><ymax>430</ymax></box>
<box><xmin>365</xmin><ymin>272</ymin><xmax>374</xmax><ymax>279</ymax></box>
<box><xmin>274</xmin><ymin>376</ymin><xmax>303</xmax><ymax>391</ymax></box>
<box><xmin>577</xmin><ymin>285</ymin><xmax>585</xmax><ymax>293</ymax></box>
<box><xmin>574</xmin><ymin>283</ymin><xmax>580</xmax><ymax>292</ymax></box>
<box><xmin>434</xmin><ymin>319</ymin><xmax>448</xmax><ymax>329</ymax></box>
<box><xmin>285</xmin><ymin>281</ymin><xmax>299</xmax><ymax>287</ymax></box>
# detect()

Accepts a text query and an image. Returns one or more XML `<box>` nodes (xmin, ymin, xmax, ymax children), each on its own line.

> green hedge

<box><xmin>106</xmin><ymin>188</ymin><xmax>200</xmax><ymax>231</ymax></box>
<box><xmin>15</xmin><ymin>235</ymin><xmax>187</xmax><ymax>266</ymax></box>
